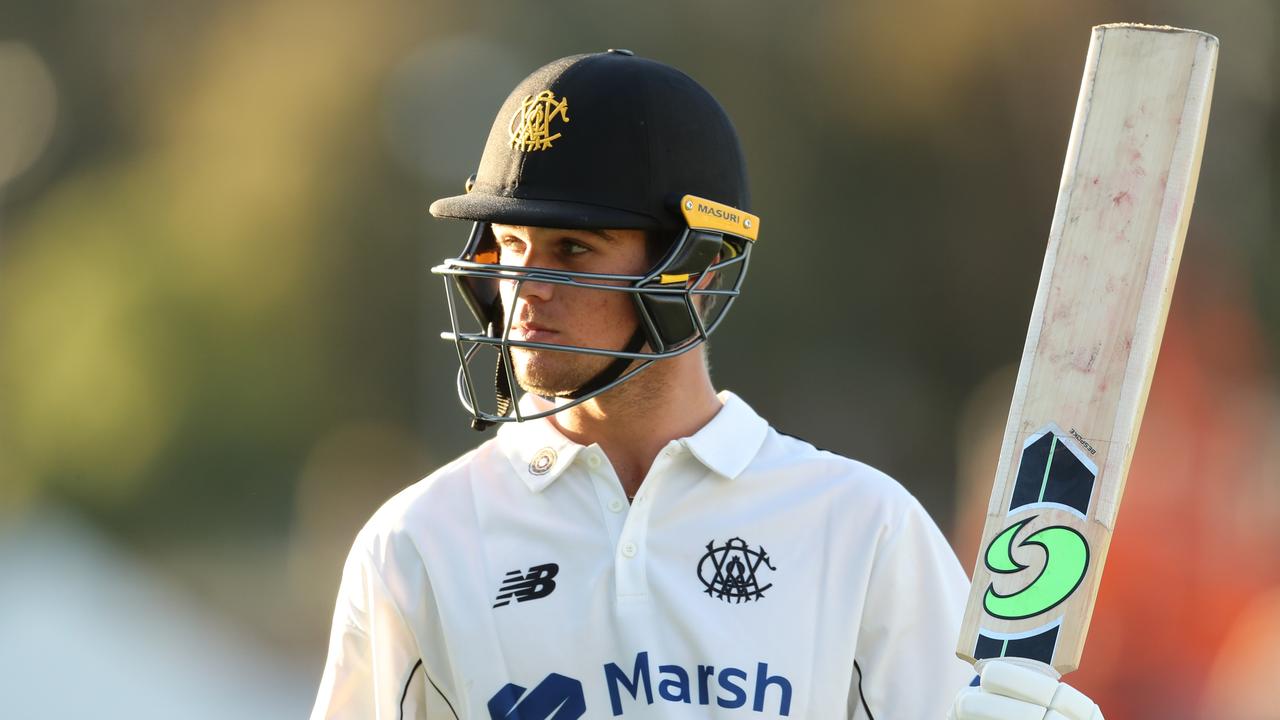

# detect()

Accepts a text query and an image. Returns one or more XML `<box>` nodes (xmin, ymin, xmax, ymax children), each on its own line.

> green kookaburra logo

<box><xmin>982</xmin><ymin>516</ymin><xmax>1090</xmax><ymax>620</ymax></box>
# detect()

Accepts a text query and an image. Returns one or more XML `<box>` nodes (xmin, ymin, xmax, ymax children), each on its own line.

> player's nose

<box><xmin>500</xmin><ymin>255</ymin><xmax>558</xmax><ymax>303</ymax></box>
<box><xmin>511</xmin><ymin>273</ymin><xmax>555</xmax><ymax>302</ymax></box>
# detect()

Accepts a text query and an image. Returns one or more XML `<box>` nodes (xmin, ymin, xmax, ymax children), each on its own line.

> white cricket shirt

<box><xmin>312</xmin><ymin>391</ymin><xmax>976</xmax><ymax>719</ymax></box>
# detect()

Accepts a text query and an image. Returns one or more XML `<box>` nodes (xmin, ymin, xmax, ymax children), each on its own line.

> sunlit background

<box><xmin>0</xmin><ymin>0</ymin><xmax>1274</xmax><ymax>717</ymax></box>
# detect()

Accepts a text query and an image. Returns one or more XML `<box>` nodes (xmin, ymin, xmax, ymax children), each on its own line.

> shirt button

<box><xmin>608</xmin><ymin>499</ymin><xmax>624</xmax><ymax>513</ymax></box>
<box><xmin>621</xmin><ymin>542</ymin><xmax>637</xmax><ymax>558</ymax></box>
<box><xmin>586</xmin><ymin>455</ymin><xmax>601</xmax><ymax>469</ymax></box>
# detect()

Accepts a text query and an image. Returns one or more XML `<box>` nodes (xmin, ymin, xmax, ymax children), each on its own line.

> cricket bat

<box><xmin>956</xmin><ymin>23</ymin><xmax>1218</xmax><ymax>677</ymax></box>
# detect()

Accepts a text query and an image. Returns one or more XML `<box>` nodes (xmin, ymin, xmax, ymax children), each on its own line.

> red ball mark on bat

<box><xmin>1130</xmin><ymin>152</ymin><xmax>1147</xmax><ymax>178</ymax></box>
<box><xmin>1159</xmin><ymin>171</ymin><xmax>1169</xmax><ymax>190</ymax></box>
<box><xmin>1123</xmin><ymin>116</ymin><xmax>1135</xmax><ymax>130</ymax></box>
<box><xmin>1070</xmin><ymin>345</ymin><xmax>1101</xmax><ymax>373</ymax></box>
<box><xmin>1091</xmin><ymin>176</ymin><xmax>1101</xmax><ymax>185</ymax></box>
<box><xmin>1111</xmin><ymin>190</ymin><xmax>1132</xmax><ymax>206</ymax></box>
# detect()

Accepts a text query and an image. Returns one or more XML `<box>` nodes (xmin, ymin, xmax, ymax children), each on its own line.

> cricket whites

<box><xmin>957</xmin><ymin>23</ymin><xmax>1219</xmax><ymax>677</ymax></box>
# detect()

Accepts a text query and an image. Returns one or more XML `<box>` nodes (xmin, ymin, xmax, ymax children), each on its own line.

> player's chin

<box><xmin>511</xmin><ymin>348</ymin><xmax>607</xmax><ymax>397</ymax></box>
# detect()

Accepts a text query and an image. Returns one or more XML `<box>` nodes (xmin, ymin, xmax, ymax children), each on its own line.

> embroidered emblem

<box><xmin>697</xmin><ymin>537</ymin><xmax>776</xmax><ymax>604</ymax></box>
<box><xmin>493</xmin><ymin>563</ymin><xmax>560</xmax><ymax>608</ymax></box>
<box><xmin>509</xmin><ymin>90</ymin><xmax>570</xmax><ymax>152</ymax></box>
<box><xmin>529</xmin><ymin>447</ymin><xmax>557</xmax><ymax>475</ymax></box>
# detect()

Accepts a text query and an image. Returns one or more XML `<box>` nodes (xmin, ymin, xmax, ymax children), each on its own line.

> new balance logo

<box><xmin>488</xmin><ymin>673</ymin><xmax>585</xmax><ymax>719</ymax></box>
<box><xmin>493</xmin><ymin>563</ymin><xmax>559</xmax><ymax>608</ymax></box>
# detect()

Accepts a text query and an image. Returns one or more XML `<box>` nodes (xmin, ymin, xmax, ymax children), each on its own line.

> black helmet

<box><xmin>430</xmin><ymin>49</ymin><xmax>760</xmax><ymax>429</ymax></box>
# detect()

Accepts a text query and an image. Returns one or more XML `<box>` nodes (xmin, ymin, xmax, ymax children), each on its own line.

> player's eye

<box><xmin>496</xmin><ymin>236</ymin><xmax>527</xmax><ymax>256</ymax></box>
<box><xmin>559</xmin><ymin>238</ymin><xmax>591</xmax><ymax>256</ymax></box>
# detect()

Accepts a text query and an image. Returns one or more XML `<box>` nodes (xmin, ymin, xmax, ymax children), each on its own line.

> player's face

<box><xmin>492</xmin><ymin>224</ymin><xmax>650</xmax><ymax>397</ymax></box>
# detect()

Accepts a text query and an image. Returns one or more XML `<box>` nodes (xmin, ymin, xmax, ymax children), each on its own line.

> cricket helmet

<box><xmin>430</xmin><ymin>49</ymin><xmax>759</xmax><ymax>429</ymax></box>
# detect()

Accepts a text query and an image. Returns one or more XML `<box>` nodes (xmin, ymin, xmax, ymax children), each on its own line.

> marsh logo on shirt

<box><xmin>604</xmin><ymin>651</ymin><xmax>792</xmax><ymax>716</ymax></box>
<box><xmin>487</xmin><ymin>653</ymin><xmax>793</xmax><ymax>718</ymax></box>
<box><xmin>488</xmin><ymin>672</ymin><xmax>585</xmax><ymax>719</ymax></box>
<box><xmin>493</xmin><ymin>563</ymin><xmax>559</xmax><ymax>608</ymax></box>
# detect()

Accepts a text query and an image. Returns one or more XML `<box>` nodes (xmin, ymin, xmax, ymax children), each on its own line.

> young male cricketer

<box><xmin>312</xmin><ymin>50</ymin><xmax>1105</xmax><ymax>720</ymax></box>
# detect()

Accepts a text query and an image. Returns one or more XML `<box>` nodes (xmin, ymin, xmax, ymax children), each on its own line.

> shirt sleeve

<box><xmin>848</xmin><ymin>495</ymin><xmax>978</xmax><ymax>719</ymax></box>
<box><xmin>310</xmin><ymin>538</ymin><xmax>433</xmax><ymax>720</ymax></box>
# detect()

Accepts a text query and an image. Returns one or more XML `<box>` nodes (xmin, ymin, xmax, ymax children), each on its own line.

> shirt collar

<box><xmin>495</xmin><ymin>390</ymin><xmax>769</xmax><ymax>492</ymax></box>
<box><xmin>679</xmin><ymin>390</ymin><xmax>769</xmax><ymax>480</ymax></box>
<box><xmin>495</xmin><ymin>395</ymin><xmax>587</xmax><ymax>493</ymax></box>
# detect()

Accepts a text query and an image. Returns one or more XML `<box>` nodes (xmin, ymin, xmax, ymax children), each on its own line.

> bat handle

<box><xmin>973</xmin><ymin>656</ymin><xmax>1062</xmax><ymax>681</ymax></box>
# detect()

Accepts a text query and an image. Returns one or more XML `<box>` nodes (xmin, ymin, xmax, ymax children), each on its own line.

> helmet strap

<box><xmin>471</xmin><ymin>321</ymin><xmax>515</xmax><ymax>432</ymax></box>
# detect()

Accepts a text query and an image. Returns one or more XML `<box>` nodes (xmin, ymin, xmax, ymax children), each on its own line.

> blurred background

<box><xmin>0</xmin><ymin>0</ymin><xmax>1274</xmax><ymax>717</ymax></box>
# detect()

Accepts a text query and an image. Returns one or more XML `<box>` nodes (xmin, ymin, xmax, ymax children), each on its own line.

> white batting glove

<box><xmin>948</xmin><ymin>660</ymin><xmax>1104</xmax><ymax>720</ymax></box>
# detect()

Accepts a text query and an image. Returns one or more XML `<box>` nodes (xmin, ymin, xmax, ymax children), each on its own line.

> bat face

<box><xmin>957</xmin><ymin>24</ymin><xmax>1218</xmax><ymax>677</ymax></box>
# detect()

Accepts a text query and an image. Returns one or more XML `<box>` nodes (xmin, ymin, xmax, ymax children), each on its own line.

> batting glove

<box><xmin>948</xmin><ymin>660</ymin><xmax>1104</xmax><ymax>720</ymax></box>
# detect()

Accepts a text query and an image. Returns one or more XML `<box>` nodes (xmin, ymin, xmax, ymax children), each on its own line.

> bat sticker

<box><xmin>974</xmin><ymin>620</ymin><xmax>1063</xmax><ymax>666</ymax></box>
<box><xmin>982</xmin><ymin>516</ymin><xmax>1090</xmax><ymax>620</ymax></box>
<box><xmin>1008</xmin><ymin>424</ymin><xmax>1098</xmax><ymax>518</ymax></box>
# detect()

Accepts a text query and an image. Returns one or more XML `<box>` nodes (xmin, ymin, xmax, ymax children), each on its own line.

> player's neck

<box><xmin>550</xmin><ymin>351</ymin><xmax>721</xmax><ymax>496</ymax></box>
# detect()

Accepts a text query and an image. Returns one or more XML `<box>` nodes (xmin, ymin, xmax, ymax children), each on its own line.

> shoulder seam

<box><xmin>774</xmin><ymin>429</ymin><xmax>835</xmax><ymax>455</ymax></box>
